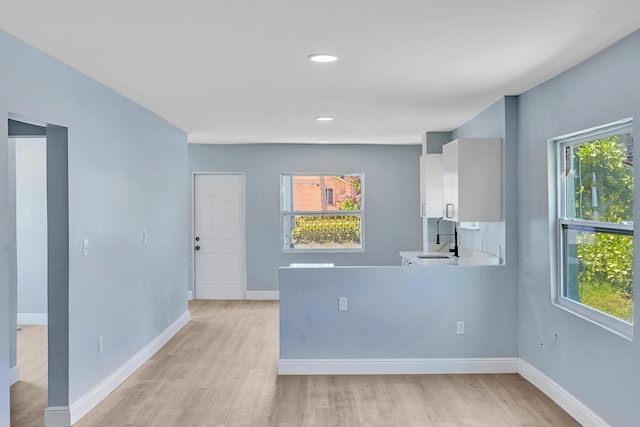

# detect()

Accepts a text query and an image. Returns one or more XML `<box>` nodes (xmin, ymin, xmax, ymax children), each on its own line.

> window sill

<box><xmin>553</xmin><ymin>298</ymin><xmax>633</xmax><ymax>341</ymax></box>
<box><xmin>282</xmin><ymin>247</ymin><xmax>365</xmax><ymax>254</ymax></box>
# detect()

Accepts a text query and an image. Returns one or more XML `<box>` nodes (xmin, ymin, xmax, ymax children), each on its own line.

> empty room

<box><xmin>1</xmin><ymin>1</ymin><xmax>639</xmax><ymax>426</ymax></box>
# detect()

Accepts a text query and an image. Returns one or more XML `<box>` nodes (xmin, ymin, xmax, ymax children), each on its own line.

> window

<box><xmin>281</xmin><ymin>173</ymin><xmax>363</xmax><ymax>251</ymax></box>
<box><xmin>555</xmin><ymin>120</ymin><xmax>633</xmax><ymax>336</ymax></box>
<box><xmin>326</xmin><ymin>188</ymin><xmax>334</xmax><ymax>206</ymax></box>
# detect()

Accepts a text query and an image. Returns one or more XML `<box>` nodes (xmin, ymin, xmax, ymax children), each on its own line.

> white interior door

<box><xmin>194</xmin><ymin>174</ymin><xmax>245</xmax><ymax>299</ymax></box>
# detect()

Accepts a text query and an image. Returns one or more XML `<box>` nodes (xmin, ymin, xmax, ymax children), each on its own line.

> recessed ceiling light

<box><xmin>308</xmin><ymin>54</ymin><xmax>338</xmax><ymax>63</ymax></box>
<box><xmin>316</xmin><ymin>139</ymin><xmax>330</xmax><ymax>143</ymax></box>
<box><xmin>316</xmin><ymin>116</ymin><xmax>334</xmax><ymax>121</ymax></box>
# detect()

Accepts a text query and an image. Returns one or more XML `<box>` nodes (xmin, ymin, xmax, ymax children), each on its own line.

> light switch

<box><xmin>83</xmin><ymin>238</ymin><xmax>89</xmax><ymax>256</ymax></box>
<box><xmin>143</xmin><ymin>230</ymin><xmax>148</xmax><ymax>244</ymax></box>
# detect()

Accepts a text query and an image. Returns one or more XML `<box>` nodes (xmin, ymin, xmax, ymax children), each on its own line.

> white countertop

<box><xmin>288</xmin><ymin>263</ymin><xmax>334</xmax><ymax>268</ymax></box>
<box><xmin>399</xmin><ymin>249</ymin><xmax>500</xmax><ymax>266</ymax></box>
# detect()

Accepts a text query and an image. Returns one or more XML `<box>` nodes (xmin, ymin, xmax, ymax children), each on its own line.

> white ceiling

<box><xmin>1</xmin><ymin>0</ymin><xmax>640</xmax><ymax>145</ymax></box>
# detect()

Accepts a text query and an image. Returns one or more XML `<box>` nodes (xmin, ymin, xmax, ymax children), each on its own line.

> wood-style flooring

<box><xmin>12</xmin><ymin>300</ymin><xmax>580</xmax><ymax>426</ymax></box>
<box><xmin>11</xmin><ymin>324</ymin><xmax>48</xmax><ymax>427</ymax></box>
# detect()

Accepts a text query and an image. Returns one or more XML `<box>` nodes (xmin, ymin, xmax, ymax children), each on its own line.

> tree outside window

<box><xmin>558</xmin><ymin>124</ymin><xmax>634</xmax><ymax>328</ymax></box>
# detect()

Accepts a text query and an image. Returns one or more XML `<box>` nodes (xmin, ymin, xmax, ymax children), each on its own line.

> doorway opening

<box><xmin>11</xmin><ymin>131</ymin><xmax>49</xmax><ymax>424</ymax></box>
<box><xmin>8</xmin><ymin>116</ymin><xmax>69</xmax><ymax>426</ymax></box>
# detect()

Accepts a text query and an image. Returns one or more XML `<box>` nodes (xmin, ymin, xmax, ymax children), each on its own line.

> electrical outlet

<box><xmin>456</xmin><ymin>321</ymin><xmax>465</xmax><ymax>335</ymax></box>
<box><xmin>98</xmin><ymin>336</ymin><xmax>104</xmax><ymax>352</ymax></box>
<box><xmin>143</xmin><ymin>230</ymin><xmax>148</xmax><ymax>244</ymax></box>
<box><xmin>338</xmin><ymin>297</ymin><xmax>348</xmax><ymax>311</ymax></box>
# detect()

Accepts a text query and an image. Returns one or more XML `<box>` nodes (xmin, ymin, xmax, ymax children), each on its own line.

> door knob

<box><xmin>195</xmin><ymin>246</ymin><xmax>200</xmax><ymax>251</ymax></box>
<box><xmin>195</xmin><ymin>237</ymin><xmax>200</xmax><ymax>241</ymax></box>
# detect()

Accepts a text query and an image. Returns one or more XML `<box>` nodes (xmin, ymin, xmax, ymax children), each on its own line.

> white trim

<box><xmin>551</xmin><ymin>118</ymin><xmax>632</xmax><ymax>146</ymax></box>
<box><xmin>518</xmin><ymin>359</ymin><xmax>610</xmax><ymax>427</ymax></box>
<box><xmin>245</xmin><ymin>291</ymin><xmax>279</xmax><ymax>300</ymax></box>
<box><xmin>17</xmin><ymin>313</ymin><xmax>48</xmax><ymax>325</ymax></box>
<box><xmin>187</xmin><ymin>290</ymin><xmax>193</xmax><ymax>300</ymax></box>
<box><xmin>278</xmin><ymin>357</ymin><xmax>519</xmax><ymax>375</ymax></box>
<box><xmin>9</xmin><ymin>366</ymin><xmax>20</xmax><ymax>385</ymax></box>
<box><xmin>553</xmin><ymin>299</ymin><xmax>633</xmax><ymax>340</ymax></box>
<box><xmin>68</xmin><ymin>310</ymin><xmax>190</xmax><ymax>424</ymax></box>
<box><xmin>44</xmin><ymin>406</ymin><xmax>70</xmax><ymax>427</ymax></box>
<box><xmin>552</xmin><ymin>120</ymin><xmax>635</xmax><ymax>340</ymax></box>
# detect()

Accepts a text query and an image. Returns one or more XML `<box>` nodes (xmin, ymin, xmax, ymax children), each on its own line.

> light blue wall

<box><xmin>45</xmin><ymin>125</ymin><xmax>70</xmax><ymax>408</ymax></box>
<box><xmin>15</xmin><ymin>138</ymin><xmax>48</xmax><ymax>320</ymax></box>
<box><xmin>518</xmin><ymin>30</ymin><xmax>640</xmax><ymax>426</ymax></box>
<box><xmin>0</xmin><ymin>27</ymin><xmax>189</xmax><ymax>421</ymax></box>
<box><xmin>279</xmin><ymin>96</ymin><xmax>520</xmax><ymax>361</ymax></box>
<box><xmin>280</xmin><ymin>265</ymin><xmax>518</xmax><ymax>359</ymax></box>
<box><xmin>0</xmin><ymin>129</ymin><xmax>11</xmax><ymax>424</ymax></box>
<box><xmin>188</xmin><ymin>143</ymin><xmax>423</xmax><ymax>292</ymax></box>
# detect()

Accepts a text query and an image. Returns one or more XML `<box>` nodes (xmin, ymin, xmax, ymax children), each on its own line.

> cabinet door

<box><xmin>442</xmin><ymin>140</ymin><xmax>458</xmax><ymax>221</ymax></box>
<box><xmin>419</xmin><ymin>155</ymin><xmax>426</xmax><ymax>217</ymax></box>
<box><xmin>424</xmin><ymin>154</ymin><xmax>443</xmax><ymax>217</ymax></box>
<box><xmin>457</xmin><ymin>138</ymin><xmax>502</xmax><ymax>222</ymax></box>
<box><xmin>421</xmin><ymin>154</ymin><xmax>443</xmax><ymax>218</ymax></box>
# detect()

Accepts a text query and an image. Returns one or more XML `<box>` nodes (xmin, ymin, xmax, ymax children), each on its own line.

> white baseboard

<box><xmin>68</xmin><ymin>310</ymin><xmax>190</xmax><ymax>425</ymax></box>
<box><xmin>246</xmin><ymin>291</ymin><xmax>279</xmax><ymax>300</ymax></box>
<box><xmin>187</xmin><ymin>290</ymin><xmax>193</xmax><ymax>300</ymax></box>
<box><xmin>17</xmin><ymin>313</ymin><xmax>48</xmax><ymax>325</ymax></box>
<box><xmin>44</xmin><ymin>406</ymin><xmax>70</xmax><ymax>427</ymax></box>
<box><xmin>9</xmin><ymin>366</ymin><xmax>20</xmax><ymax>385</ymax></box>
<box><xmin>278</xmin><ymin>357</ymin><xmax>519</xmax><ymax>375</ymax></box>
<box><xmin>518</xmin><ymin>359</ymin><xmax>610</xmax><ymax>427</ymax></box>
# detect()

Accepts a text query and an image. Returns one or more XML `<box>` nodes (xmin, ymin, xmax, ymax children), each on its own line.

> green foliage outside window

<box><xmin>568</xmin><ymin>135</ymin><xmax>634</xmax><ymax>323</ymax></box>
<box><xmin>339</xmin><ymin>175</ymin><xmax>362</xmax><ymax>210</ymax></box>
<box><xmin>571</xmin><ymin>136</ymin><xmax>633</xmax><ymax>222</ymax></box>
<box><xmin>291</xmin><ymin>216</ymin><xmax>361</xmax><ymax>244</ymax></box>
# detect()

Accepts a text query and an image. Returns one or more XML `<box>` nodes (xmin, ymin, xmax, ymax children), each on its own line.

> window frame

<box><xmin>552</xmin><ymin>119</ymin><xmax>634</xmax><ymax>339</ymax></box>
<box><xmin>326</xmin><ymin>188</ymin><xmax>334</xmax><ymax>206</ymax></box>
<box><xmin>280</xmin><ymin>172</ymin><xmax>365</xmax><ymax>253</ymax></box>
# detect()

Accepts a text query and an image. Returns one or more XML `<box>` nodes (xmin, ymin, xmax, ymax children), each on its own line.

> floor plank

<box><xmin>10</xmin><ymin>324</ymin><xmax>48</xmax><ymax>427</ymax></box>
<box><xmin>12</xmin><ymin>301</ymin><xmax>580</xmax><ymax>426</ymax></box>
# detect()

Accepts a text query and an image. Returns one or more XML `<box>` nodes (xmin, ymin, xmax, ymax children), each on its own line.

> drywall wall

<box><xmin>0</xmin><ymin>130</ymin><xmax>12</xmax><ymax>425</ymax></box>
<box><xmin>15</xmin><ymin>138</ymin><xmax>48</xmax><ymax>322</ymax></box>
<box><xmin>45</xmin><ymin>126</ymin><xmax>70</xmax><ymax>409</ymax></box>
<box><xmin>0</xmin><ymin>27</ymin><xmax>189</xmax><ymax>424</ymax></box>
<box><xmin>518</xmin><ymin>29</ymin><xmax>640</xmax><ymax>426</ymax></box>
<box><xmin>188</xmin><ymin>143</ymin><xmax>423</xmax><ymax>292</ymax></box>
<box><xmin>280</xmin><ymin>265</ymin><xmax>517</xmax><ymax>359</ymax></box>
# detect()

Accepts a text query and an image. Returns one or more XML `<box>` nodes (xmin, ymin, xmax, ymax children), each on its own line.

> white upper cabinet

<box><xmin>419</xmin><ymin>154</ymin><xmax>443</xmax><ymax>217</ymax></box>
<box><xmin>442</xmin><ymin>138</ymin><xmax>502</xmax><ymax>222</ymax></box>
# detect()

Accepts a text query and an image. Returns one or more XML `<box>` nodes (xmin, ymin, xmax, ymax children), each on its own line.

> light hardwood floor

<box><xmin>12</xmin><ymin>300</ymin><xmax>580</xmax><ymax>426</ymax></box>
<box><xmin>11</xmin><ymin>324</ymin><xmax>48</xmax><ymax>427</ymax></box>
